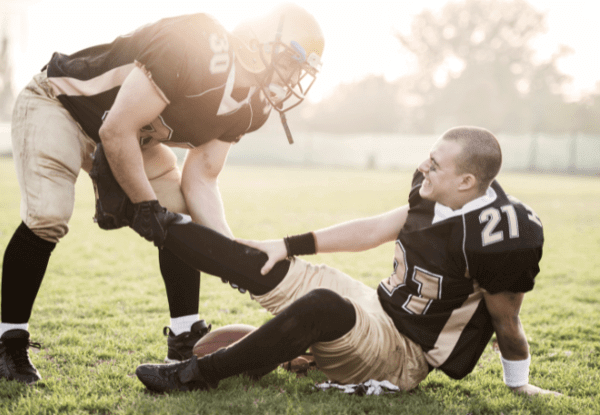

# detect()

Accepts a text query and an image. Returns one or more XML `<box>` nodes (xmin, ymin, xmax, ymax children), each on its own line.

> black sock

<box><xmin>197</xmin><ymin>288</ymin><xmax>356</xmax><ymax>383</ymax></box>
<box><xmin>164</xmin><ymin>222</ymin><xmax>290</xmax><ymax>296</ymax></box>
<box><xmin>159</xmin><ymin>247</ymin><xmax>200</xmax><ymax>318</ymax></box>
<box><xmin>2</xmin><ymin>222</ymin><xmax>56</xmax><ymax>323</ymax></box>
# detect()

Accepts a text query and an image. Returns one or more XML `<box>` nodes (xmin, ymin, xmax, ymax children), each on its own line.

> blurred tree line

<box><xmin>300</xmin><ymin>0</ymin><xmax>600</xmax><ymax>135</ymax></box>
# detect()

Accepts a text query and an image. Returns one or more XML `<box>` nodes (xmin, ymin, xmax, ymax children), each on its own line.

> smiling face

<box><xmin>418</xmin><ymin>138</ymin><xmax>467</xmax><ymax>209</ymax></box>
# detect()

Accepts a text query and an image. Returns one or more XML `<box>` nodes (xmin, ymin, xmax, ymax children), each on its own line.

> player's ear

<box><xmin>458</xmin><ymin>173</ymin><xmax>477</xmax><ymax>192</ymax></box>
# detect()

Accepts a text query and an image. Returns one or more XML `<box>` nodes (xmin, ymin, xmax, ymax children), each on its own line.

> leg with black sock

<box><xmin>164</xmin><ymin>222</ymin><xmax>290</xmax><ymax>296</ymax></box>
<box><xmin>197</xmin><ymin>289</ymin><xmax>356</xmax><ymax>383</ymax></box>
<box><xmin>136</xmin><ymin>289</ymin><xmax>357</xmax><ymax>392</ymax></box>
<box><xmin>1</xmin><ymin>222</ymin><xmax>56</xmax><ymax>326</ymax></box>
<box><xmin>159</xmin><ymin>247</ymin><xmax>213</xmax><ymax>362</ymax></box>
<box><xmin>1</xmin><ymin>222</ymin><xmax>56</xmax><ymax>383</ymax></box>
<box><xmin>159</xmin><ymin>247</ymin><xmax>200</xmax><ymax>320</ymax></box>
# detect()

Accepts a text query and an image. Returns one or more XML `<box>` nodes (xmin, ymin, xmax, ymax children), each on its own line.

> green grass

<box><xmin>0</xmin><ymin>159</ymin><xmax>599</xmax><ymax>414</ymax></box>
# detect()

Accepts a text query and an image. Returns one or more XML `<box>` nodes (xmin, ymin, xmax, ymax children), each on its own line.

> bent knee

<box><xmin>24</xmin><ymin>218</ymin><xmax>69</xmax><ymax>243</ymax></box>
<box><xmin>22</xmin><ymin>201</ymin><xmax>74</xmax><ymax>243</ymax></box>
<box><xmin>150</xmin><ymin>168</ymin><xmax>188</xmax><ymax>214</ymax></box>
<box><xmin>298</xmin><ymin>288</ymin><xmax>354</xmax><ymax>315</ymax></box>
<box><xmin>143</xmin><ymin>144</ymin><xmax>179</xmax><ymax>180</ymax></box>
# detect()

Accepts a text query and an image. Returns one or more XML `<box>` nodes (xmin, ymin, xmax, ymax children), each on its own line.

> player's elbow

<box><xmin>98</xmin><ymin>119</ymin><xmax>121</xmax><ymax>143</ymax></box>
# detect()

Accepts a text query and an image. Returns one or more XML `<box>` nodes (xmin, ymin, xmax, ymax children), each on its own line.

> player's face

<box><xmin>268</xmin><ymin>54</ymin><xmax>302</xmax><ymax>102</ymax></box>
<box><xmin>418</xmin><ymin>138</ymin><xmax>465</xmax><ymax>208</ymax></box>
<box><xmin>274</xmin><ymin>53</ymin><xmax>302</xmax><ymax>86</ymax></box>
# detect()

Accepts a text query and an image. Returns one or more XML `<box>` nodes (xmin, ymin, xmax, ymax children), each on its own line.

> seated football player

<box><xmin>134</xmin><ymin>126</ymin><xmax>561</xmax><ymax>397</ymax></box>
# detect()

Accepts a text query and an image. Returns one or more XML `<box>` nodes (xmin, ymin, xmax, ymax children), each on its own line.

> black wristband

<box><xmin>284</xmin><ymin>232</ymin><xmax>316</xmax><ymax>258</ymax></box>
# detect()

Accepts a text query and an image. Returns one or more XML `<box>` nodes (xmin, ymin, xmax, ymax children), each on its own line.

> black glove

<box><xmin>130</xmin><ymin>200</ymin><xmax>182</xmax><ymax>248</ymax></box>
<box><xmin>89</xmin><ymin>143</ymin><xmax>134</xmax><ymax>230</ymax></box>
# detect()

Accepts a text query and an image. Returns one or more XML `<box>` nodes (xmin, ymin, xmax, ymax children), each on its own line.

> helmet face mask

<box><xmin>233</xmin><ymin>3</ymin><xmax>324</xmax><ymax>143</ymax></box>
<box><xmin>259</xmin><ymin>38</ymin><xmax>321</xmax><ymax>113</ymax></box>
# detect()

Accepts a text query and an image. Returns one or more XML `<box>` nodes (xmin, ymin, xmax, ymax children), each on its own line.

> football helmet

<box><xmin>233</xmin><ymin>3</ymin><xmax>324</xmax><ymax>143</ymax></box>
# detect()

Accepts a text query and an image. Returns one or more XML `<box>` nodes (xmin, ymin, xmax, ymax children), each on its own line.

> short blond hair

<box><xmin>441</xmin><ymin>126</ymin><xmax>502</xmax><ymax>192</ymax></box>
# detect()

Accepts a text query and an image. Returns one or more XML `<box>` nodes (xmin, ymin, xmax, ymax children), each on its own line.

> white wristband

<box><xmin>501</xmin><ymin>354</ymin><xmax>531</xmax><ymax>388</ymax></box>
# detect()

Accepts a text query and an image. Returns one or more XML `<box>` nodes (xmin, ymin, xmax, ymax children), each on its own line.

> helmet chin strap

<box><xmin>280</xmin><ymin>111</ymin><xmax>294</xmax><ymax>144</ymax></box>
<box><xmin>254</xmin><ymin>69</ymin><xmax>295</xmax><ymax>144</ymax></box>
<box><xmin>274</xmin><ymin>14</ymin><xmax>294</xmax><ymax>144</ymax></box>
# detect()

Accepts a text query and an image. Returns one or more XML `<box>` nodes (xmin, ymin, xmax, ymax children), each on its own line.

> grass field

<box><xmin>0</xmin><ymin>158</ymin><xmax>599</xmax><ymax>415</ymax></box>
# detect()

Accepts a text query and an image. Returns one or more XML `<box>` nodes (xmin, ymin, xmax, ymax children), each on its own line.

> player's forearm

<box><xmin>183</xmin><ymin>178</ymin><xmax>233</xmax><ymax>239</ymax></box>
<box><xmin>99</xmin><ymin>130</ymin><xmax>156</xmax><ymax>203</ymax></box>
<box><xmin>314</xmin><ymin>218</ymin><xmax>388</xmax><ymax>253</ymax></box>
<box><xmin>313</xmin><ymin>206</ymin><xmax>406</xmax><ymax>254</ymax></box>
<box><xmin>493</xmin><ymin>315</ymin><xmax>530</xmax><ymax>360</ymax></box>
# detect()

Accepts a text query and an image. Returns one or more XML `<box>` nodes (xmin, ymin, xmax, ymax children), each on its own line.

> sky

<box><xmin>6</xmin><ymin>0</ymin><xmax>600</xmax><ymax>102</ymax></box>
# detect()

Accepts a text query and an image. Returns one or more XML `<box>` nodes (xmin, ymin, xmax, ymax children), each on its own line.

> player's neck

<box><xmin>445</xmin><ymin>188</ymin><xmax>488</xmax><ymax>211</ymax></box>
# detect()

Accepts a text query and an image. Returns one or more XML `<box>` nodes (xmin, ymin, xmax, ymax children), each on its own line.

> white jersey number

<box><xmin>479</xmin><ymin>203</ymin><xmax>541</xmax><ymax>247</ymax></box>
<box><xmin>381</xmin><ymin>241</ymin><xmax>443</xmax><ymax>315</ymax></box>
<box><xmin>209</xmin><ymin>33</ymin><xmax>230</xmax><ymax>74</ymax></box>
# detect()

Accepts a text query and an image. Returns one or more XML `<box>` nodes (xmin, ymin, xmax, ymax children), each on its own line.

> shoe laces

<box><xmin>8</xmin><ymin>340</ymin><xmax>41</xmax><ymax>366</ymax></box>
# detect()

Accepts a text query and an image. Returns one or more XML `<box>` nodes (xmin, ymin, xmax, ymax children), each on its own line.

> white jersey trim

<box><xmin>215</xmin><ymin>59</ymin><xmax>254</xmax><ymax>116</ymax></box>
<box><xmin>48</xmin><ymin>63</ymin><xmax>136</xmax><ymax>98</ymax></box>
<box><xmin>432</xmin><ymin>186</ymin><xmax>497</xmax><ymax>225</ymax></box>
<box><xmin>424</xmin><ymin>285</ymin><xmax>484</xmax><ymax>367</ymax></box>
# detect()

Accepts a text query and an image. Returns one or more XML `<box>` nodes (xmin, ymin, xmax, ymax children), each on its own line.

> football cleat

<box><xmin>0</xmin><ymin>329</ymin><xmax>42</xmax><ymax>384</ymax></box>
<box><xmin>136</xmin><ymin>355</ymin><xmax>217</xmax><ymax>393</ymax></box>
<box><xmin>163</xmin><ymin>320</ymin><xmax>211</xmax><ymax>363</ymax></box>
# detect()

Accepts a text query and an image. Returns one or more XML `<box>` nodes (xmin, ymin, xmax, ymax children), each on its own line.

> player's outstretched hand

<box><xmin>511</xmin><ymin>384</ymin><xmax>563</xmax><ymax>397</ymax></box>
<box><xmin>235</xmin><ymin>238</ymin><xmax>287</xmax><ymax>275</ymax></box>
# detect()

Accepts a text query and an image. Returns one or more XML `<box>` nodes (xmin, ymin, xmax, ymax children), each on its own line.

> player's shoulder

<box><xmin>465</xmin><ymin>180</ymin><xmax>543</xmax><ymax>252</ymax></box>
<box><xmin>491</xmin><ymin>180</ymin><xmax>543</xmax><ymax>227</ymax></box>
<box><xmin>155</xmin><ymin>13</ymin><xmax>228</xmax><ymax>44</ymax></box>
<box><xmin>185</xmin><ymin>13</ymin><xmax>228</xmax><ymax>34</ymax></box>
<box><xmin>148</xmin><ymin>13</ymin><xmax>233</xmax><ymax>91</ymax></box>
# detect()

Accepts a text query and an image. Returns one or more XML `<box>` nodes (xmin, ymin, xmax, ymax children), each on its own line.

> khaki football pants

<box><xmin>11</xmin><ymin>70</ymin><xmax>187</xmax><ymax>243</ymax></box>
<box><xmin>252</xmin><ymin>258</ymin><xmax>430</xmax><ymax>390</ymax></box>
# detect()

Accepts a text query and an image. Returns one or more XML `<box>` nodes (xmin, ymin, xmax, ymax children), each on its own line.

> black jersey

<box><xmin>45</xmin><ymin>13</ymin><xmax>271</xmax><ymax>148</ymax></box>
<box><xmin>378</xmin><ymin>171</ymin><xmax>543</xmax><ymax>380</ymax></box>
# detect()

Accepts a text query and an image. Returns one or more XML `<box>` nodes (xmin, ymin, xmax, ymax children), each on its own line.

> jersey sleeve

<box><xmin>469</xmin><ymin>247</ymin><xmax>541</xmax><ymax>294</ymax></box>
<box><xmin>408</xmin><ymin>170</ymin><xmax>425</xmax><ymax>207</ymax></box>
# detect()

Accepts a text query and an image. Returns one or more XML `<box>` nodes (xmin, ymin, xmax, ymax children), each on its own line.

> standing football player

<box><xmin>135</xmin><ymin>126</ymin><xmax>561</xmax><ymax>397</ymax></box>
<box><xmin>0</xmin><ymin>3</ymin><xmax>324</xmax><ymax>384</ymax></box>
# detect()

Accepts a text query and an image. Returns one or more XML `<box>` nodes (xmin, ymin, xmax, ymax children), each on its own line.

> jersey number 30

<box><xmin>209</xmin><ymin>33</ymin><xmax>229</xmax><ymax>74</ymax></box>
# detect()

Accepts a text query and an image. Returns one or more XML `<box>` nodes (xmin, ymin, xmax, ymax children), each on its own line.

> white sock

<box><xmin>169</xmin><ymin>315</ymin><xmax>199</xmax><ymax>336</ymax></box>
<box><xmin>0</xmin><ymin>322</ymin><xmax>29</xmax><ymax>337</ymax></box>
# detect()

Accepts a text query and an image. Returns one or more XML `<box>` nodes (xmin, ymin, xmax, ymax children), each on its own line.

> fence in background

<box><xmin>1</xmin><ymin>123</ymin><xmax>598</xmax><ymax>175</ymax></box>
<box><xmin>227</xmin><ymin>131</ymin><xmax>600</xmax><ymax>175</ymax></box>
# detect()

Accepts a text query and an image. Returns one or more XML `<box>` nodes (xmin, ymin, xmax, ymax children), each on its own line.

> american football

<box><xmin>193</xmin><ymin>324</ymin><xmax>256</xmax><ymax>357</ymax></box>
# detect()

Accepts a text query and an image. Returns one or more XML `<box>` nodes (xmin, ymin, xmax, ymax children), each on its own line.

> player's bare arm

<box><xmin>238</xmin><ymin>205</ymin><xmax>409</xmax><ymax>275</ymax></box>
<box><xmin>98</xmin><ymin>66</ymin><xmax>167</xmax><ymax>203</ymax></box>
<box><xmin>314</xmin><ymin>204</ymin><xmax>409</xmax><ymax>253</ymax></box>
<box><xmin>181</xmin><ymin>139</ymin><xmax>234</xmax><ymax>238</ymax></box>
<box><xmin>484</xmin><ymin>290</ymin><xmax>562</xmax><ymax>396</ymax></box>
